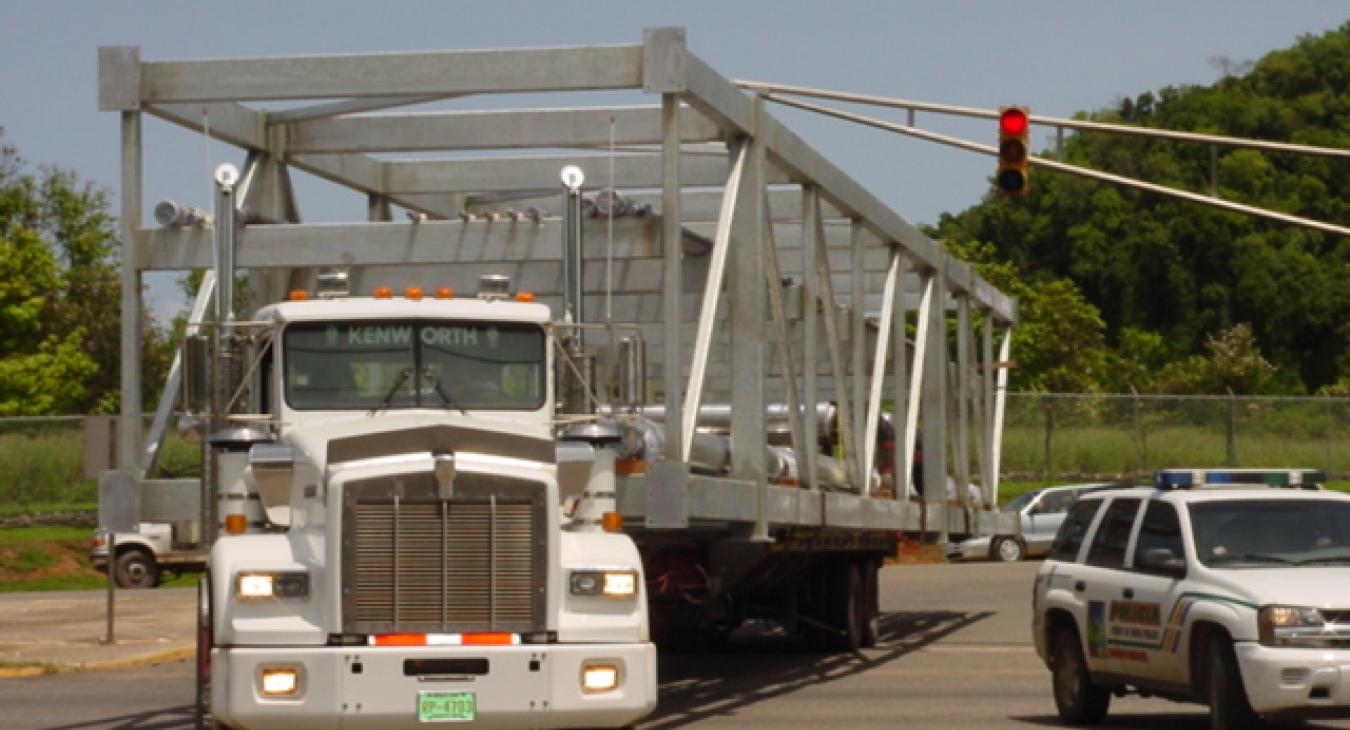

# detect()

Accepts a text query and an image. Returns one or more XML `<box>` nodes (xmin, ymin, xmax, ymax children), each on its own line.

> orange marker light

<box><xmin>287</xmin><ymin>289</ymin><xmax>310</xmax><ymax>301</ymax></box>
<box><xmin>373</xmin><ymin>286</ymin><xmax>393</xmax><ymax>299</ymax></box>
<box><xmin>224</xmin><ymin>513</ymin><xmax>248</xmax><ymax>535</ymax></box>
<box><xmin>615</xmin><ymin>458</ymin><xmax>646</xmax><ymax>476</ymax></box>
<box><xmin>435</xmin><ymin>287</ymin><xmax>455</xmax><ymax>300</ymax></box>
<box><xmin>602</xmin><ymin>511</ymin><xmax>624</xmax><ymax>533</ymax></box>
<box><xmin>404</xmin><ymin>286</ymin><xmax>424</xmax><ymax>301</ymax></box>
<box><xmin>515</xmin><ymin>291</ymin><xmax>535</xmax><ymax>303</ymax></box>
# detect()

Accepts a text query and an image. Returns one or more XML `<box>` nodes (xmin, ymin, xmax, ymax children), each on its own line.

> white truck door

<box><xmin>1080</xmin><ymin>496</ymin><xmax>1144</xmax><ymax>676</ymax></box>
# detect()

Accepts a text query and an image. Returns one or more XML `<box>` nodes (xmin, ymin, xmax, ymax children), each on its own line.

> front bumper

<box><xmin>943</xmin><ymin>537</ymin><xmax>991</xmax><ymax>561</ymax></box>
<box><xmin>1235</xmin><ymin>642</ymin><xmax>1350</xmax><ymax>719</ymax></box>
<box><xmin>212</xmin><ymin>642</ymin><xmax>656</xmax><ymax>730</ymax></box>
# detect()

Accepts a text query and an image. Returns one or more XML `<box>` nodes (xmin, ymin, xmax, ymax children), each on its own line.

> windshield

<box><xmin>284</xmin><ymin>320</ymin><xmax>546</xmax><ymax>411</ymax></box>
<box><xmin>1004</xmin><ymin>490</ymin><xmax>1039</xmax><ymax>513</ymax></box>
<box><xmin>1189</xmin><ymin>499</ymin><xmax>1350</xmax><ymax>568</ymax></box>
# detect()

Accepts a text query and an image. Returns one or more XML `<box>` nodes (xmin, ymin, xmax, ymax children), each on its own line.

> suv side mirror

<box><xmin>1137</xmin><ymin>547</ymin><xmax>1187</xmax><ymax>578</ymax></box>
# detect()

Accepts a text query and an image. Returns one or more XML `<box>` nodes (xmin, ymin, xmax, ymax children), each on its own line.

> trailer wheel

<box><xmin>114</xmin><ymin>548</ymin><xmax>159</xmax><ymax>589</ymax></box>
<box><xmin>826</xmin><ymin>563</ymin><xmax>863</xmax><ymax>653</ymax></box>
<box><xmin>859</xmin><ymin>559</ymin><xmax>880</xmax><ymax>648</ymax></box>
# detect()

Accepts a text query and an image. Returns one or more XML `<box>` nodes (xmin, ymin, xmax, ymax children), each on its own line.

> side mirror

<box><xmin>1137</xmin><ymin>547</ymin><xmax>1187</xmax><ymax>578</ymax></box>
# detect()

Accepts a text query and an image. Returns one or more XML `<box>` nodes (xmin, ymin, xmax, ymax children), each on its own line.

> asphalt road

<box><xmin>4</xmin><ymin>561</ymin><xmax>1349</xmax><ymax>730</ymax></box>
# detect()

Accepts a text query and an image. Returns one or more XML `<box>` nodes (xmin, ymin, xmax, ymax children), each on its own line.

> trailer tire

<box><xmin>114</xmin><ymin>548</ymin><xmax>159</xmax><ymax>589</ymax></box>
<box><xmin>859</xmin><ymin>559</ymin><xmax>880</xmax><ymax>648</ymax></box>
<box><xmin>826</xmin><ymin>563</ymin><xmax>863</xmax><ymax>653</ymax></box>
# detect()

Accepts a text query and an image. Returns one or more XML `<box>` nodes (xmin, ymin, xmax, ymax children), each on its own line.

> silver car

<box><xmin>944</xmin><ymin>484</ymin><xmax>1115</xmax><ymax>562</ymax></box>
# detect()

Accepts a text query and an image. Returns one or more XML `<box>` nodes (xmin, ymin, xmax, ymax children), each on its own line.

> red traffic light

<box><xmin>996</xmin><ymin>106</ymin><xmax>1030</xmax><ymax>196</ymax></box>
<box><xmin>999</xmin><ymin>107</ymin><xmax>1029</xmax><ymax>136</ymax></box>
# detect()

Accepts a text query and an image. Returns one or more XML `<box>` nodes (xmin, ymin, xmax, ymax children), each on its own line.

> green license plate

<box><xmin>418</xmin><ymin>691</ymin><xmax>476</xmax><ymax>723</ymax></box>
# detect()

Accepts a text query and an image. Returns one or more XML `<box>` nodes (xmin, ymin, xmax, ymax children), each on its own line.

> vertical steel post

<box><xmin>118</xmin><ymin>111</ymin><xmax>142</xmax><ymax>473</ymax></box>
<box><xmin>990</xmin><ymin>327</ymin><xmax>1012</xmax><ymax>502</ymax></box>
<box><xmin>922</xmin><ymin>263</ymin><xmax>948</xmax><ymax>542</ymax></box>
<box><xmin>661</xmin><ymin>94</ymin><xmax>684</xmax><ymax>460</ymax></box>
<box><xmin>733</xmin><ymin>98</ymin><xmax>768</xmax><ymax>542</ymax></box>
<box><xmin>800</xmin><ymin>187</ymin><xmax>820</xmax><ymax>489</ymax></box>
<box><xmin>955</xmin><ymin>296</ymin><xmax>972</xmax><ymax>511</ymax></box>
<box><xmin>892</xmin><ymin>256</ymin><xmax>909</xmax><ymax>501</ymax></box>
<box><xmin>851</xmin><ymin>220</ymin><xmax>867</xmax><ymax>485</ymax></box>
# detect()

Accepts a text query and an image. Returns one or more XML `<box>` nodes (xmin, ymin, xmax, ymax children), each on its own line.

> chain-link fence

<box><xmin>1002</xmin><ymin>393</ymin><xmax>1350</xmax><ymax>482</ymax></box>
<box><xmin>1</xmin><ymin>394</ymin><xmax>1347</xmax><ymax>507</ymax></box>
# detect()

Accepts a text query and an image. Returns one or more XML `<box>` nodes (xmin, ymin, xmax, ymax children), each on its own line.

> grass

<box><xmin>0</xmin><ymin>502</ymin><xmax>96</xmax><ymax>519</ymax></box>
<box><xmin>0</xmin><ymin>525</ymin><xmax>93</xmax><ymax>545</ymax></box>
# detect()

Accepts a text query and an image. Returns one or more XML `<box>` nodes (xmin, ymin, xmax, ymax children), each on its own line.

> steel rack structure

<box><xmin>99</xmin><ymin>27</ymin><xmax>1018</xmax><ymax>541</ymax></box>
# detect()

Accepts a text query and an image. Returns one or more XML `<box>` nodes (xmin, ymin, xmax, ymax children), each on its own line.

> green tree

<box><xmin>936</xmin><ymin>22</ymin><xmax>1350</xmax><ymax>393</ymax></box>
<box><xmin>0</xmin><ymin>130</ymin><xmax>171</xmax><ymax>415</ymax></box>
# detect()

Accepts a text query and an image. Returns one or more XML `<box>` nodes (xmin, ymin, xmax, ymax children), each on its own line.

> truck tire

<box><xmin>1051</xmin><ymin>627</ymin><xmax>1110</xmax><ymax>725</ymax></box>
<box><xmin>826</xmin><ymin>563</ymin><xmax>863</xmax><ymax>653</ymax></box>
<box><xmin>991</xmin><ymin>537</ymin><xmax>1025</xmax><ymax>562</ymax></box>
<box><xmin>859</xmin><ymin>559</ymin><xmax>880</xmax><ymax>648</ymax></box>
<box><xmin>1207</xmin><ymin>639</ymin><xmax>1260</xmax><ymax>730</ymax></box>
<box><xmin>114</xmin><ymin>549</ymin><xmax>159</xmax><ymax>589</ymax></box>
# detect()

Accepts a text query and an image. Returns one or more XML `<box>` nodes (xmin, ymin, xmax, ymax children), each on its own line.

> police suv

<box><xmin>1032</xmin><ymin>468</ymin><xmax>1350</xmax><ymax>729</ymax></box>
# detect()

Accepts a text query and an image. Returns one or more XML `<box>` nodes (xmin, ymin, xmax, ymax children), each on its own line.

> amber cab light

<box><xmin>373</xmin><ymin>286</ymin><xmax>393</xmax><ymax>299</ymax></box>
<box><xmin>404</xmin><ymin>286</ymin><xmax>424</xmax><ymax>300</ymax></box>
<box><xmin>515</xmin><ymin>291</ymin><xmax>535</xmax><ymax>303</ymax></box>
<box><xmin>435</xmin><ymin>287</ymin><xmax>455</xmax><ymax>300</ymax></box>
<box><xmin>287</xmin><ymin>289</ymin><xmax>310</xmax><ymax>301</ymax></box>
<box><xmin>224</xmin><ymin>513</ymin><xmax>248</xmax><ymax>535</ymax></box>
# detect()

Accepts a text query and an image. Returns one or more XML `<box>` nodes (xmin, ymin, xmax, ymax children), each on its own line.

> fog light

<box><xmin>582</xmin><ymin>662</ymin><xmax>620</xmax><ymax>693</ymax></box>
<box><xmin>260</xmin><ymin>667</ymin><xmax>299</xmax><ymax>696</ymax></box>
<box><xmin>602</xmin><ymin>572</ymin><xmax>636</xmax><ymax>597</ymax></box>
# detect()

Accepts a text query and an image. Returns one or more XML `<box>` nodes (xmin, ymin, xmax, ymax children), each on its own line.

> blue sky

<box><xmin>1</xmin><ymin>1</ymin><xmax>1344</xmax><ymax>320</ymax></box>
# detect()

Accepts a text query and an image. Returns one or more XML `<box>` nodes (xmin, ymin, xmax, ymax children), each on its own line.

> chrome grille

<box><xmin>342</xmin><ymin>473</ymin><xmax>546</xmax><ymax>634</ymax></box>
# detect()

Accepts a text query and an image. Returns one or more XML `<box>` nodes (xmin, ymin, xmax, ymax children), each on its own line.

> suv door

<box><xmin>1117</xmin><ymin>499</ymin><xmax>1190</xmax><ymax>686</ymax></box>
<box><xmin>1081</xmin><ymin>497</ymin><xmax>1143</xmax><ymax>676</ymax></box>
<box><xmin>1041</xmin><ymin>499</ymin><xmax>1111</xmax><ymax>672</ymax></box>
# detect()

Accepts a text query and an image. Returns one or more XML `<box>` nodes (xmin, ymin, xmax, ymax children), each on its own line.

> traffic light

<box><xmin>996</xmin><ymin>106</ymin><xmax>1030</xmax><ymax>196</ymax></box>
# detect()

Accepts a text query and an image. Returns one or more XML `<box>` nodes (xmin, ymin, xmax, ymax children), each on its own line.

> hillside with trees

<box><xmin>933</xmin><ymin>22</ymin><xmax>1349</xmax><ymax>395</ymax></box>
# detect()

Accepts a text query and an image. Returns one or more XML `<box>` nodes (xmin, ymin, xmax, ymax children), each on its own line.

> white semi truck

<box><xmin>98</xmin><ymin>28</ymin><xmax>1019</xmax><ymax>728</ymax></box>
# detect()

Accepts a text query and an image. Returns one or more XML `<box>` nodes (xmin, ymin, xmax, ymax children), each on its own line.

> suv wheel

<box><xmin>992</xmin><ymin>537</ymin><xmax>1025</xmax><ymax>562</ymax></box>
<box><xmin>1052</xmin><ymin>628</ymin><xmax>1110</xmax><ymax>725</ymax></box>
<box><xmin>1207</xmin><ymin>639</ymin><xmax>1260</xmax><ymax>730</ymax></box>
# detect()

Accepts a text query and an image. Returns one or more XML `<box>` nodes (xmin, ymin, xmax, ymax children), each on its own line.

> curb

<box><xmin>0</xmin><ymin>644</ymin><xmax>194</xmax><ymax>679</ymax></box>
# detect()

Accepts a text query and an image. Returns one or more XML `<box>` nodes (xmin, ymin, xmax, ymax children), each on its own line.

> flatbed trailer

<box><xmin>99</xmin><ymin>27</ymin><xmax>1018</xmax><ymax>726</ymax></box>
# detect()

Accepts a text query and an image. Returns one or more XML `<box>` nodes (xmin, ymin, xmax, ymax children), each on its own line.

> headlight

<box><xmin>258</xmin><ymin>666</ymin><xmax>303</xmax><ymax>697</ymax></box>
<box><xmin>1258</xmin><ymin>605</ymin><xmax>1325</xmax><ymax>646</ymax></box>
<box><xmin>570</xmin><ymin>569</ymin><xmax>638</xmax><ymax>598</ymax></box>
<box><xmin>581</xmin><ymin>662</ymin><xmax>621</xmax><ymax>693</ymax></box>
<box><xmin>236</xmin><ymin>571</ymin><xmax>310</xmax><ymax>600</ymax></box>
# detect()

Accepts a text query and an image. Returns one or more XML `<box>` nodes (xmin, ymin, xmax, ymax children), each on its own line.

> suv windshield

<box><xmin>1189</xmin><ymin>499</ymin><xmax>1350</xmax><ymax>567</ymax></box>
<box><xmin>284</xmin><ymin>320</ymin><xmax>546</xmax><ymax>411</ymax></box>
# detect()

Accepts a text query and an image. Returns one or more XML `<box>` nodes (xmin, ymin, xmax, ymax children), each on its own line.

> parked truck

<box><xmin>98</xmin><ymin>28</ymin><xmax>1018</xmax><ymax>729</ymax></box>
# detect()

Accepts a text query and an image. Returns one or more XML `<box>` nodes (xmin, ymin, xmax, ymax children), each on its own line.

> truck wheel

<box><xmin>114</xmin><ymin>549</ymin><xmax>159</xmax><ymax>589</ymax></box>
<box><xmin>991</xmin><ymin>537</ymin><xmax>1024</xmax><ymax>562</ymax></box>
<box><xmin>859</xmin><ymin>559</ymin><xmax>880</xmax><ymax>648</ymax></box>
<box><xmin>1051</xmin><ymin>628</ymin><xmax>1110</xmax><ymax>725</ymax></box>
<box><xmin>826</xmin><ymin>563</ymin><xmax>863</xmax><ymax>653</ymax></box>
<box><xmin>1207</xmin><ymin>639</ymin><xmax>1260</xmax><ymax>730</ymax></box>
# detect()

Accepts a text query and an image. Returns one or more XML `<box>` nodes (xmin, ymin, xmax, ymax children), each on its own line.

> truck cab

<box><xmin>205</xmin><ymin>288</ymin><xmax>655</xmax><ymax>730</ymax></box>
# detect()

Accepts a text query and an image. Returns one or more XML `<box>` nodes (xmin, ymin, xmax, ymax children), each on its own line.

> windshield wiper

<box><xmin>421</xmin><ymin>368</ymin><xmax>467</xmax><ymax>416</ymax></box>
<box><xmin>368</xmin><ymin>366</ymin><xmax>412</xmax><ymax>416</ymax></box>
<box><xmin>1207</xmin><ymin>552</ymin><xmax>1293</xmax><ymax>565</ymax></box>
<box><xmin>1295</xmin><ymin>556</ymin><xmax>1350</xmax><ymax>566</ymax></box>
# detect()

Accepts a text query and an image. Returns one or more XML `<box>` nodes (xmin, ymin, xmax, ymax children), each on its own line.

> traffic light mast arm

<box><xmin>736</xmin><ymin>79</ymin><xmax>1350</xmax><ymax>161</ymax></box>
<box><xmin>760</xmin><ymin>92</ymin><xmax>1350</xmax><ymax>239</ymax></box>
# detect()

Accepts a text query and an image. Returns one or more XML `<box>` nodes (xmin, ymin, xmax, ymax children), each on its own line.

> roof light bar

<box><xmin>1154</xmin><ymin>468</ymin><xmax>1327</xmax><ymax>490</ymax></box>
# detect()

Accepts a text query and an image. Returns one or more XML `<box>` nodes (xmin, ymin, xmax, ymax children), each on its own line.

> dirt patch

<box><xmin>0</xmin><ymin>540</ymin><xmax>99</xmax><ymax>582</ymax></box>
